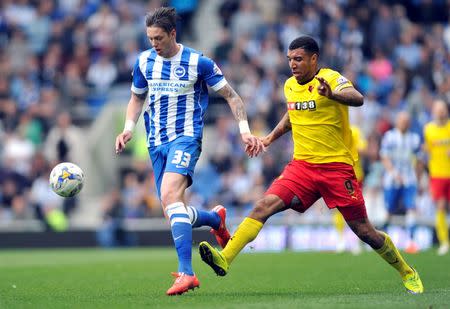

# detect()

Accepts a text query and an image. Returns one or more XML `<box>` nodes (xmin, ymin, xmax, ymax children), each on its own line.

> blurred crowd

<box><xmin>0</xmin><ymin>0</ymin><xmax>176</xmax><ymax>226</ymax></box>
<box><xmin>187</xmin><ymin>0</ymin><xmax>450</xmax><ymax>223</ymax></box>
<box><xmin>1</xmin><ymin>0</ymin><xmax>450</xmax><ymax>232</ymax></box>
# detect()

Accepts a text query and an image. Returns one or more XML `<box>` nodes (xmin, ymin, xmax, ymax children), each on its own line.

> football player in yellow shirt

<box><xmin>423</xmin><ymin>100</ymin><xmax>450</xmax><ymax>255</ymax></box>
<box><xmin>199</xmin><ymin>36</ymin><xmax>423</xmax><ymax>294</ymax></box>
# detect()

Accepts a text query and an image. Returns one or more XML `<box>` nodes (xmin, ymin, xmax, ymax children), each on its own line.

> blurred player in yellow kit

<box><xmin>423</xmin><ymin>100</ymin><xmax>450</xmax><ymax>255</ymax></box>
<box><xmin>199</xmin><ymin>36</ymin><xmax>423</xmax><ymax>294</ymax></box>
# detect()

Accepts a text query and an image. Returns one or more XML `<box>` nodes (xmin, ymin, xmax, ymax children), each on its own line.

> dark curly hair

<box><xmin>289</xmin><ymin>36</ymin><xmax>320</xmax><ymax>56</ymax></box>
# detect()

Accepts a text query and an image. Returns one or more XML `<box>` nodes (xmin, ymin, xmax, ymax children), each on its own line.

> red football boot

<box><xmin>210</xmin><ymin>205</ymin><xmax>231</xmax><ymax>248</ymax></box>
<box><xmin>166</xmin><ymin>272</ymin><xmax>200</xmax><ymax>296</ymax></box>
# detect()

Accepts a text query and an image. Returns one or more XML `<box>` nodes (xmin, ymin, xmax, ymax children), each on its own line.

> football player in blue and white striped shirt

<box><xmin>115</xmin><ymin>7</ymin><xmax>264</xmax><ymax>295</ymax></box>
<box><xmin>380</xmin><ymin>111</ymin><xmax>421</xmax><ymax>253</ymax></box>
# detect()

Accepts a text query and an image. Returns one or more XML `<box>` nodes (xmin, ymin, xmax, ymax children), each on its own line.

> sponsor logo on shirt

<box><xmin>287</xmin><ymin>101</ymin><xmax>317</xmax><ymax>111</ymax></box>
<box><xmin>148</xmin><ymin>80</ymin><xmax>192</xmax><ymax>94</ymax></box>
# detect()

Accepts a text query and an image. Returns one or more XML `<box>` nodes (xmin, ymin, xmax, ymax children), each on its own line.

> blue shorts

<box><xmin>149</xmin><ymin>136</ymin><xmax>202</xmax><ymax>198</ymax></box>
<box><xmin>383</xmin><ymin>185</ymin><xmax>417</xmax><ymax>213</ymax></box>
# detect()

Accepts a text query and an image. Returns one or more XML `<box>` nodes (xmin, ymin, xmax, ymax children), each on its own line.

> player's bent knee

<box><xmin>249</xmin><ymin>196</ymin><xmax>284</xmax><ymax>222</ymax></box>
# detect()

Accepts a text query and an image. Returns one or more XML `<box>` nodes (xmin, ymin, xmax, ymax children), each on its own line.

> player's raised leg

<box><xmin>187</xmin><ymin>205</ymin><xmax>230</xmax><ymax>248</ymax></box>
<box><xmin>199</xmin><ymin>194</ymin><xmax>285</xmax><ymax>276</ymax></box>
<box><xmin>344</xmin><ymin>213</ymin><xmax>424</xmax><ymax>294</ymax></box>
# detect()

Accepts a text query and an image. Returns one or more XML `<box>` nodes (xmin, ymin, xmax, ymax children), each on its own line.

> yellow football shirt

<box><xmin>423</xmin><ymin>120</ymin><xmax>450</xmax><ymax>178</ymax></box>
<box><xmin>284</xmin><ymin>68</ymin><xmax>357</xmax><ymax>165</ymax></box>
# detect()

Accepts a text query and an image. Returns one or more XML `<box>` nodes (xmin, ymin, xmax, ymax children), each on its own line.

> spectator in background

<box><xmin>0</xmin><ymin>176</ymin><xmax>30</xmax><ymax>221</ymax></box>
<box><xmin>394</xmin><ymin>29</ymin><xmax>422</xmax><ymax>72</ymax></box>
<box><xmin>44</xmin><ymin>112</ymin><xmax>86</xmax><ymax>215</ymax></box>
<box><xmin>279</xmin><ymin>13</ymin><xmax>303</xmax><ymax>51</ymax></box>
<box><xmin>170</xmin><ymin>0</ymin><xmax>198</xmax><ymax>42</ymax></box>
<box><xmin>367</xmin><ymin>49</ymin><xmax>393</xmax><ymax>83</ymax></box>
<box><xmin>60</xmin><ymin>61</ymin><xmax>88</xmax><ymax>108</ymax></box>
<box><xmin>40</xmin><ymin>42</ymin><xmax>63</xmax><ymax>87</ymax></box>
<box><xmin>86</xmin><ymin>54</ymin><xmax>118</xmax><ymax>93</ymax></box>
<box><xmin>96</xmin><ymin>187</ymin><xmax>138</xmax><ymax>248</ymax></box>
<box><xmin>44</xmin><ymin>112</ymin><xmax>85</xmax><ymax>165</ymax></box>
<box><xmin>213</xmin><ymin>29</ymin><xmax>233</xmax><ymax>65</ymax></box>
<box><xmin>86</xmin><ymin>3</ymin><xmax>119</xmax><ymax>54</ymax></box>
<box><xmin>24</xmin><ymin>1</ymin><xmax>51</xmax><ymax>55</ymax></box>
<box><xmin>121</xmin><ymin>171</ymin><xmax>147</xmax><ymax>218</ymax></box>
<box><xmin>370</xmin><ymin>3</ymin><xmax>399</xmax><ymax>55</ymax></box>
<box><xmin>230</xmin><ymin>0</ymin><xmax>263</xmax><ymax>41</ymax></box>
<box><xmin>2</xmin><ymin>124</ymin><xmax>35</xmax><ymax>176</ymax></box>
<box><xmin>6</xmin><ymin>28</ymin><xmax>32</xmax><ymax>73</ymax></box>
<box><xmin>29</xmin><ymin>154</ymin><xmax>67</xmax><ymax>231</ymax></box>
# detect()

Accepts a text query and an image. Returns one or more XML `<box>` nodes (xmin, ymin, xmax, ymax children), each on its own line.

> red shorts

<box><xmin>430</xmin><ymin>178</ymin><xmax>450</xmax><ymax>201</ymax></box>
<box><xmin>265</xmin><ymin>160</ymin><xmax>367</xmax><ymax>221</ymax></box>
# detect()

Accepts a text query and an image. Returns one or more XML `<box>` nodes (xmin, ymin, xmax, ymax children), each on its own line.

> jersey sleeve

<box><xmin>131</xmin><ymin>57</ymin><xmax>148</xmax><ymax>95</ymax></box>
<box><xmin>198</xmin><ymin>56</ymin><xmax>227</xmax><ymax>91</ymax></box>
<box><xmin>327</xmin><ymin>71</ymin><xmax>353</xmax><ymax>92</ymax></box>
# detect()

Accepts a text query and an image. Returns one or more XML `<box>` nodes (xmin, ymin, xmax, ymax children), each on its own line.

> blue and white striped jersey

<box><xmin>131</xmin><ymin>44</ymin><xmax>227</xmax><ymax>147</ymax></box>
<box><xmin>380</xmin><ymin>128</ymin><xmax>421</xmax><ymax>187</ymax></box>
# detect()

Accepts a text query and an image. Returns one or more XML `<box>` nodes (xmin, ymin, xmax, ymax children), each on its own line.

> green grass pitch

<box><xmin>0</xmin><ymin>248</ymin><xmax>449</xmax><ymax>308</ymax></box>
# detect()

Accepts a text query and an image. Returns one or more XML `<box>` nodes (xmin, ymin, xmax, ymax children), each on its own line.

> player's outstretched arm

<box><xmin>216</xmin><ymin>84</ymin><xmax>265</xmax><ymax>157</ymax></box>
<box><xmin>316</xmin><ymin>77</ymin><xmax>364</xmax><ymax>107</ymax></box>
<box><xmin>115</xmin><ymin>92</ymin><xmax>147</xmax><ymax>154</ymax></box>
<box><xmin>261</xmin><ymin>112</ymin><xmax>292</xmax><ymax>148</ymax></box>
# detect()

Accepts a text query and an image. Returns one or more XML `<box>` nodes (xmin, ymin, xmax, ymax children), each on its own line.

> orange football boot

<box><xmin>210</xmin><ymin>205</ymin><xmax>231</xmax><ymax>248</ymax></box>
<box><xmin>166</xmin><ymin>272</ymin><xmax>200</xmax><ymax>296</ymax></box>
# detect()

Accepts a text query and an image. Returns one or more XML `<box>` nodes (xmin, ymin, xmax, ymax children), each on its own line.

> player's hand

<box><xmin>115</xmin><ymin>131</ymin><xmax>133</xmax><ymax>154</ymax></box>
<box><xmin>241</xmin><ymin>133</ymin><xmax>265</xmax><ymax>158</ymax></box>
<box><xmin>260</xmin><ymin>135</ymin><xmax>272</xmax><ymax>148</ymax></box>
<box><xmin>315</xmin><ymin>77</ymin><xmax>333</xmax><ymax>98</ymax></box>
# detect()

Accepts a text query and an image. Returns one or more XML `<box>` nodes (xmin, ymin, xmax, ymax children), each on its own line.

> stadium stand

<box><xmin>0</xmin><ymin>0</ymin><xmax>449</xmax><ymax>249</ymax></box>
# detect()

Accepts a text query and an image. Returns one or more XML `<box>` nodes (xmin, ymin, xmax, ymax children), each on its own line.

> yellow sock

<box><xmin>222</xmin><ymin>217</ymin><xmax>263</xmax><ymax>264</ymax></box>
<box><xmin>436</xmin><ymin>209</ymin><xmax>449</xmax><ymax>246</ymax></box>
<box><xmin>333</xmin><ymin>211</ymin><xmax>345</xmax><ymax>236</ymax></box>
<box><xmin>375</xmin><ymin>232</ymin><xmax>412</xmax><ymax>277</ymax></box>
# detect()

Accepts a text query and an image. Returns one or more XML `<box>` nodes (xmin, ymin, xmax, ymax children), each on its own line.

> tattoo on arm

<box><xmin>217</xmin><ymin>84</ymin><xmax>247</xmax><ymax>121</ymax></box>
<box><xmin>270</xmin><ymin>112</ymin><xmax>292</xmax><ymax>142</ymax></box>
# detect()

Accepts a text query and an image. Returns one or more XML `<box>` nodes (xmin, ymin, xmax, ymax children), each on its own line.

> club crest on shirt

<box><xmin>173</xmin><ymin>65</ymin><xmax>186</xmax><ymax>78</ymax></box>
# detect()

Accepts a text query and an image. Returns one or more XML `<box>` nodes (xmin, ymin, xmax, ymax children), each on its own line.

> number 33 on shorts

<box><xmin>171</xmin><ymin>150</ymin><xmax>191</xmax><ymax>168</ymax></box>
